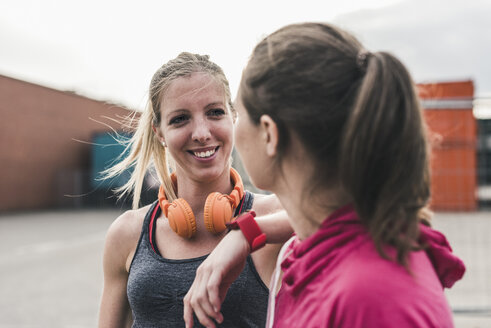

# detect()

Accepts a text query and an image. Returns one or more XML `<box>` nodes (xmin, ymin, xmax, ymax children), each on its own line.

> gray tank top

<box><xmin>127</xmin><ymin>191</ymin><xmax>269</xmax><ymax>328</ymax></box>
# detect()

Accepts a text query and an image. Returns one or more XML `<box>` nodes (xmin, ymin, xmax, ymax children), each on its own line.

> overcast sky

<box><xmin>1</xmin><ymin>0</ymin><xmax>490</xmax><ymax>115</ymax></box>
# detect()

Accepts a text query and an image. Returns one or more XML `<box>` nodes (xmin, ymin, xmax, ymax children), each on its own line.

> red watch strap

<box><xmin>228</xmin><ymin>211</ymin><xmax>266</xmax><ymax>252</ymax></box>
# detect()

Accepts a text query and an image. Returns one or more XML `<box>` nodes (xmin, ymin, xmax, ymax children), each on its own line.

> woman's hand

<box><xmin>183</xmin><ymin>230</ymin><xmax>250</xmax><ymax>328</ymax></box>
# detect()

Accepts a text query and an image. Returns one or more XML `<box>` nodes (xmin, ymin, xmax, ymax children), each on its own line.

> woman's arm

<box><xmin>98</xmin><ymin>211</ymin><xmax>142</xmax><ymax>328</ymax></box>
<box><xmin>249</xmin><ymin>194</ymin><xmax>293</xmax><ymax>288</ymax></box>
<box><xmin>253</xmin><ymin>193</ymin><xmax>294</xmax><ymax>243</ymax></box>
<box><xmin>183</xmin><ymin>195</ymin><xmax>292</xmax><ymax>328</ymax></box>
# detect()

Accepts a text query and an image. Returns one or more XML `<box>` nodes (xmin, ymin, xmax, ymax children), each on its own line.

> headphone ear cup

<box><xmin>204</xmin><ymin>192</ymin><xmax>234</xmax><ymax>234</ymax></box>
<box><xmin>167</xmin><ymin>199</ymin><xmax>197</xmax><ymax>238</ymax></box>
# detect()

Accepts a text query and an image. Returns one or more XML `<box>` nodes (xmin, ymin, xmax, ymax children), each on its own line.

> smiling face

<box><xmin>155</xmin><ymin>72</ymin><xmax>234</xmax><ymax>183</ymax></box>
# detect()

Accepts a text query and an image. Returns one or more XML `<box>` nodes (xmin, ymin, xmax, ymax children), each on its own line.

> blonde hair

<box><xmin>105</xmin><ymin>52</ymin><xmax>233</xmax><ymax>209</ymax></box>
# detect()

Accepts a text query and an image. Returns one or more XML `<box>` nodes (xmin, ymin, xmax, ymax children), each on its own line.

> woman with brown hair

<box><xmin>184</xmin><ymin>23</ymin><xmax>465</xmax><ymax>327</ymax></box>
<box><xmin>97</xmin><ymin>52</ymin><xmax>292</xmax><ymax>327</ymax></box>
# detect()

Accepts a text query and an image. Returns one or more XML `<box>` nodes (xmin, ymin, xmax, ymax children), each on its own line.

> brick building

<box><xmin>0</xmin><ymin>75</ymin><xmax>134</xmax><ymax>211</ymax></box>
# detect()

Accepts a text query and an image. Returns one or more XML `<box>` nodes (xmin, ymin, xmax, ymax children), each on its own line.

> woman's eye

<box><xmin>169</xmin><ymin>115</ymin><xmax>188</xmax><ymax>125</ymax></box>
<box><xmin>208</xmin><ymin>109</ymin><xmax>226</xmax><ymax>117</ymax></box>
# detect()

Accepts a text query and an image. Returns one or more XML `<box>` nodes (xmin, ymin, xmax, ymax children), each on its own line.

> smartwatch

<box><xmin>226</xmin><ymin>211</ymin><xmax>267</xmax><ymax>252</ymax></box>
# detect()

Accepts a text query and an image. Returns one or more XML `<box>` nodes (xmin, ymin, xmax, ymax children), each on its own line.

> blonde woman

<box><xmin>97</xmin><ymin>53</ymin><xmax>291</xmax><ymax>328</ymax></box>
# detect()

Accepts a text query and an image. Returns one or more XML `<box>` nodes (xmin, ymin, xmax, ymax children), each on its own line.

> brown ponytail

<box><xmin>340</xmin><ymin>52</ymin><xmax>430</xmax><ymax>265</ymax></box>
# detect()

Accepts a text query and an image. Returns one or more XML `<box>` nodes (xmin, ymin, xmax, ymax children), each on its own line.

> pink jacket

<box><xmin>271</xmin><ymin>205</ymin><xmax>465</xmax><ymax>328</ymax></box>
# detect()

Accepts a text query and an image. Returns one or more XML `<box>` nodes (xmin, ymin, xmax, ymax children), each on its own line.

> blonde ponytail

<box><xmin>103</xmin><ymin>102</ymin><xmax>176</xmax><ymax>209</ymax></box>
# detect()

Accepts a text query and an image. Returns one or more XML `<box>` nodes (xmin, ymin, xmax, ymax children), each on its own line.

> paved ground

<box><xmin>431</xmin><ymin>211</ymin><xmax>491</xmax><ymax>328</ymax></box>
<box><xmin>0</xmin><ymin>209</ymin><xmax>120</xmax><ymax>328</ymax></box>
<box><xmin>0</xmin><ymin>209</ymin><xmax>489</xmax><ymax>328</ymax></box>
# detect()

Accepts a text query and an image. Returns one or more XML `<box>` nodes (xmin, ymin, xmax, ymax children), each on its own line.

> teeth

<box><xmin>194</xmin><ymin>149</ymin><xmax>216</xmax><ymax>158</ymax></box>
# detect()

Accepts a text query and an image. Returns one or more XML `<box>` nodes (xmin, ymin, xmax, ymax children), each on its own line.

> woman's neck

<box><xmin>275</xmin><ymin>188</ymin><xmax>348</xmax><ymax>240</ymax></box>
<box><xmin>174</xmin><ymin>167</ymin><xmax>233</xmax><ymax>210</ymax></box>
<box><xmin>272</xmin><ymin>158</ymin><xmax>350</xmax><ymax>240</ymax></box>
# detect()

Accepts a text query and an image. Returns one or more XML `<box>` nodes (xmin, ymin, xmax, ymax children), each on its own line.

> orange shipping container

<box><xmin>418</xmin><ymin>80</ymin><xmax>477</xmax><ymax>211</ymax></box>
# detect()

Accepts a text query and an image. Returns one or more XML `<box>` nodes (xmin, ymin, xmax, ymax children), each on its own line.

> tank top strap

<box><xmin>127</xmin><ymin>201</ymin><xmax>160</xmax><ymax>273</ymax></box>
<box><xmin>146</xmin><ymin>201</ymin><xmax>161</xmax><ymax>254</ymax></box>
<box><xmin>145</xmin><ymin>200</ymin><xmax>161</xmax><ymax>227</ymax></box>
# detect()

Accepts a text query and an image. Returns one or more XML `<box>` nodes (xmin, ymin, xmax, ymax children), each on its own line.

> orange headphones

<box><xmin>158</xmin><ymin>168</ymin><xmax>244</xmax><ymax>238</ymax></box>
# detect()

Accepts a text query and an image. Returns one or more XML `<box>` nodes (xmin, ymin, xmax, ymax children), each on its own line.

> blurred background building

<box><xmin>1</xmin><ymin>74</ymin><xmax>490</xmax><ymax>212</ymax></box>
<box><xmin>0</xmin><ymin>74</ymin><xmax>136</xmax><ymax>211</ymax></box>
<box><xmin>419</xmin><ymin>80</ymin><xmax>479</xmax><ymax>211</ymax></box>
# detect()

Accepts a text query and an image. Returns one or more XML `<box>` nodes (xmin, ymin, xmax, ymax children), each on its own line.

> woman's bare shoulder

<box><xmin>104</xmin><ymin>205</ymin><xmax>152</xmax><ymax>257</ymax></box>
<box><xmin>110</xmin><ymin>205</ymin><xmax>149</xmax><ymax>236</ymax></box>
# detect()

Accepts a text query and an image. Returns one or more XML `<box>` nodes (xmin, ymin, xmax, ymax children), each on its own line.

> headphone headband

<box><xmin>229</xmin><ymin>168</ymin><xmax>244</xmax><ymax>207</ymax></box>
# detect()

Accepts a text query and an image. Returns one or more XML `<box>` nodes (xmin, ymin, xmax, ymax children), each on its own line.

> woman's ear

<box><xmin>259</xmin><ymin>115</ymin><xmax>279</xmax><ymax>157</ymax></box>
<box><xmin>152</xmin><ymin>125</ymin><xmax>166</xmax><ymax>146</ymax></box>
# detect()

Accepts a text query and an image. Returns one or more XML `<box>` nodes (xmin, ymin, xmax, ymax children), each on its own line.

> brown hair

<box><xmin>240</xmin><ymin>23</ymin><xmax>430</xmax><ymax>266</ymax></box>
<box><xmin>105</xmin><ymin>52</ymin><xmax>233</xmax><ymax>209</ymax></box>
